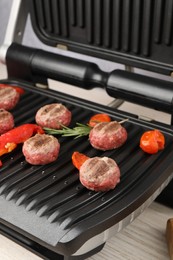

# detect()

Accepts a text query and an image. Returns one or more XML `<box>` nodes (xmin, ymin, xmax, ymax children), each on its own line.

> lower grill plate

<box><xmin>0</xmin><ymin>80</ymin><xmax>173</xmax><ymax>256</ymax></box>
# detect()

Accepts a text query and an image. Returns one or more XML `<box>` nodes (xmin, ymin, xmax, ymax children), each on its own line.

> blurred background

<box><xmin>0</xmin><ymin>0</ymin><xmax>12</xmax><ymax>45</ymax></box>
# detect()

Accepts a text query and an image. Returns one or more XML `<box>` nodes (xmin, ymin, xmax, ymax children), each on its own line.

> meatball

<box><xmin>0</xmin><ymin>108</ymin><xmax>14</xmax><ymax>134</ymax></box>
<box><xmin>79</xmin><ymin>157</ymin><xmax>120</xmax><ymax>191</ymax></box>
<box><xmin>0</xmin><ymin>86</ymin><xmax>20</xmax><ymax>110</ymax></box>
<box><xmin>22</xmin><ymin>134</ymin><xmax>60</xmax><ymax>165</ymax></box>
<box><xmin>89</xmin><ymin>121</ymin><xmax>127</xmax><ymax>150</ymax></box>
<box><xmin>35</xmin><ymin>103</ymin><xmax>72</xmax><ymax>129</ymax></box>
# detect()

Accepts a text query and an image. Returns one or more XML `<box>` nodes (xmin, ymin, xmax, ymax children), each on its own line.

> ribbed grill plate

<box><xmin>0</xmin><ymin>80</ymin><xmax>173</xmax><ymax>255</ymax></box>
<box><xmin>29</xmin><ymin>0</ymin><xmax>173</xmax><ymax>74</ymax></box>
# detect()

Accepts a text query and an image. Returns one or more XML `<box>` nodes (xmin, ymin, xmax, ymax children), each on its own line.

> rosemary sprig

<box><xmin>44</xmin><ymin>123</ymin><xmax>92</xmax><ymax>139</ymax></box>
<box><xmin>44</xmin><ymin>118</ymin><xmax>129</xmax><ymax>139</ymax></box>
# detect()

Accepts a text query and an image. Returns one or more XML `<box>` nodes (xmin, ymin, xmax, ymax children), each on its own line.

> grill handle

<box><xmin>6</xmin><ymin>43</ymin><xmax>107</xmax><ymax>88</ymax></box>
<box><xmin>106</xmin><ymin>70</ymin><xmax>173</xmax><ymax>114</ymax></box>
<box><xmin>6</xmin><ymin>43</ymin><xmax>173</xmax><ymax>114</ymax></box>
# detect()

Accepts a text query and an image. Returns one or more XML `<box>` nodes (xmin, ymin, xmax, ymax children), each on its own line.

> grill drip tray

<box><xmin>0</xmin><ymin>80</ymin><xmax>173</xmax><ymax>258</ymax></box>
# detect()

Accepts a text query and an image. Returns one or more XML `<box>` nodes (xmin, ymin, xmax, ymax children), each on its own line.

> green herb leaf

<box><xmin>44</xmin><ymin>118</ymin><xmax>129</xmax><ymax>138</ymax></box>
<box><xmin>44</xmin><ymin>123</ymin><xmax>92</xmax><ymax>138</ymax></box>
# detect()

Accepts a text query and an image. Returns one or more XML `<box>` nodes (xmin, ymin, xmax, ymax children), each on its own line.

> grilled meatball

<box><xmin>35</xmin><ymin>103</ymin><xmax>72</xmax><ymax>129</ymax></box>
<box><xmin>79</xmin><ymin>157</ymin><xmax>120</xmax><ymax>191</ymax></box>
<box><xmin>22</xmin><ymin>134</ymin><xmax>60</xmax><ymax>165</ymax></box>
<box><xmin>89</xmin><ymin>121</ymin><xmax>127</xmax><ymax>151</ymax></box>
<box><xmin>0</xmin><ymin>109</ymin><xmax>14</xmax><ymax>134</ymax></box>
<box><xmin>0</xmin><ymin>86</ymin><xmax>20</xmax><ymax>110</ymax></box>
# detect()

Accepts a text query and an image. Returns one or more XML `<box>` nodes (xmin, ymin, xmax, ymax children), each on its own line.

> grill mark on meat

<box><xmin>0</xmin><ymin>87</ymin><xmax>16</xmax><ymax>100</ymax></box>
<box><xmin>27</xmin><ymin>135</ymin><xmax>53</xmax><ymax>149</ymax></box>
<box><xmin>94</xmin><ymin>121</ymin><xmax>120</xmax><ymax>135</ymax></box>
<box><xmin>89</xmin><ymin>121</ymin><xmax>127</xmax><ymax>150</ymax></box>
<box><xmin>41</xmin><ymin>104</ymin><xmax>65</xmax><ymax>116</ymax></box>
<box><xmin>33</xmin><ymin>136</ymin><xmax>52</xmax><ymax>148</ymax></box>
<box><xmin>87</xmin><ymin>160</ymin><xmax>109</xmax><ymax>179</ymax></box>
<box><xmin>85</xmin><ymin>157</ymin><xmax>98</xmax><ymax>171</ymax></box>
<box><xmin>23</xmin><ymin>134</ymin><xmax>60</xmax><ymax>165</ymax></box>
<box><xmin>35</xmin><ymin>103</ymin><xmax>72</xmax><ymax>129</ymax></box>
<box><xmin>79</xmin><ymin>157</ymin><xmax>120</xmax><ymax>191</ymax></box>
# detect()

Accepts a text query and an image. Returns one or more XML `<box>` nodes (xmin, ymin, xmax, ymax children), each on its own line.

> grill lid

<box><xmin>29</xmin><ymin>0</ymin><xmax>173</xmax><ymax>75</ymax></box>
<box><xmin>0</xmin><ymin>80</ymin><xmax>173</xmax><ymax>256</ymax></box>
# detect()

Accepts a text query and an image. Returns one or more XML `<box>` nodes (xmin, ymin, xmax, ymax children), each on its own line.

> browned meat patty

<box><xmin>0</xmin><ymin>108</ymin><xmax>14</xmax><ymax>134</ymax></box>
<box><xmin>22</xmin><ymin>134</ymin><xmax>60</xmax><ymax>165</ymax></box>
<box><xmin>89</xmin><ymin>121</ymin><xmax>127</xmax><ymax>150</ymax></box>
<box><xmin>0</xmin><ymin>86</ymin><xmax>20</xmax><ymax>110</ymax></box>
<box><xmin>35</xmin><ymin>103</ymin><xmax>72</xmax><ymax>129</ymax></box>
<box><xmin>79</xmin><ymin>157</ymin><xmax>120</xmax><ymax>191</ymax></box>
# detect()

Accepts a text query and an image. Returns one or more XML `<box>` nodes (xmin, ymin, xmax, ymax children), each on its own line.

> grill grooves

<box><xmin>32</xmin><ymin>0</ymin><xmax>173</xmax><ymax>52</ymax></box>
<box><xmin>94</xmin><ymin>0</ymin><xmax>102</xmax><ymax>46</ymax></box>
<box><xmin>52</xmin><ymin>0</ymin><xmax>60</xmax><ymax>34</ymax></box>
<box><xmin>69</xmin><ymin>0</ymin><xmax>76</xmax><ymax>26</ymax></box>
<box><xmin>122</xmin><ymin>0</ymin><xmax>131</xmax><ymax>52</ymax></box>
<box><xmin>163</xmin><ymin>0</ymin><xmax>173</xmax><ymax>45</ymax></box>
<box><xmin>36</xmin><ymin>185</ymin><xmax>85</xmax><ymax>218</ymax></box>
<box><xmin>112</xmin><ymin>0</ymin><xmax>121</xmax><ymax>50</ymax></box>
<box><xmin>0</xmin><ymin>81</ymin><xmax>173</xmax><ymax>254</ymax></box>
<box><xmin>131</xmin><ymin>0</ymin><xmax>142</xmax><ymax>54</ymax></box>
<box><xmin>76</xmin><ymin>0</ymin><xmax>84</xmax><ymax>28</ymax></box>
<box><xmin>141</xmin><ymin>0</ymin><xmax>153</xmax><ymax>56</ymax></box>
<box><xmin>30</xmin><ymin>0</ymin><xmax>173</xmax><ymax>74</ymax></box>
<box><xmin>85</xmin><ymin>0</ymin><xmax>93</xmax><ymax>43</ymax></box>
<box><xmin>1</xmin><ymin>0</ymin><xmax>173</xmax><ymax>254</ymax></box>
<box><xmin>43</xmin><ymin>0</ymin><xmax>53</xmax><ymax>33</ymax></box>
<box><xmin>103</xmin><ymin>0</ymin><xmax>112</xmax><ymax>47</ymax></box>
<box><xmin>154</xmin><ymin>0</ymin><xmax>164</xmax><ymax>43</ymax></box>
<box><xmin>46</xmin><ymin>189</ymin><xmax>104</xmax><ymax>221</ymax></box>
<box><xmin>34</xmin><ymin>0</ymin><xmax>45</xmax><ymax>29</ymax></box>
<box><xmin>59</xmin><ymin>0</ymin><xmax>68</xmax><ymax>37</ymax></box>
<box><xmin>0</xmin><ymin>111</ymin><xmax>163</xmax><ymax>220</ymax></box>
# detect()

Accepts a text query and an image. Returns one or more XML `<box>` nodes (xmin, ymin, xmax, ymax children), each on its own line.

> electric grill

<box><xmin>0</xmin><ymin>0</ymin><xmax>173</xmax><ymax>259</ymax></box>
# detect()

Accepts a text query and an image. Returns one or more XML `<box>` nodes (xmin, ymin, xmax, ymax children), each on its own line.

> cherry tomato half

<box><xmin>140</xmin><ymin>129</ymin><xmax>165</xmax><ymax>154</ymax></box>
<box><xmin>88</xmin><ymin>113</ymin><xmax>111</xmax><ymax>127</ymax></box>
<box><xmin>72</xmin><ymin>151</ymin><xmax>89</xmax><ymax>170</ymax></box>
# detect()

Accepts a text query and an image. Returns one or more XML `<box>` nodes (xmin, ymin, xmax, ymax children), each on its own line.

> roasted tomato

<box><xmin>72</xmin><ymin>151</ymin><xmax>89</xmax><ymax>170</ymax></box>
<box><xmin>88</xmin><ymin>113</ymin><xmax>111</xmax><ymax>127</ymax></box>
<box><xmin>140</xmin><ymin>129</ymin><xmax>165</xmax><ymax>154</ymax></box>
